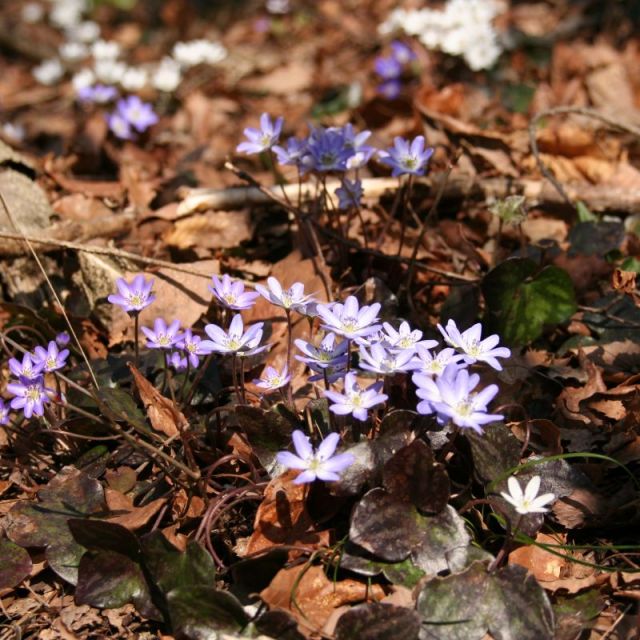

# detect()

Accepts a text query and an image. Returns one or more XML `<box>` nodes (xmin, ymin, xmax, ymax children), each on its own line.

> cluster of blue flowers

<box><xmin>236</xmin><ymin>113</ymin><xmax>434</xmax><ymax>210</ymax></box>
<box><xmin>2</xmin><ymin>333</ymin><xmax>70</xmax><ymax>422</ymax></box>
<box><xmin>106</xmin><ymin>95</ymin><xmax>159</xmax><ymax>140</ymax></box>
<box><xmin>106</xmin><ymin>268</ymin><xmax>510</xmax><ymax>483</ymax></box>
<box><xmin>374</xmin><ymin>40</ymin><xmax>417</xmax><ymax>99</ymax></box>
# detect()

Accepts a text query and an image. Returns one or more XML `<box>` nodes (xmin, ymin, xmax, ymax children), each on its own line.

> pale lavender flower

<box><xmin>0</xmin><ymin>399</ymin><xmax>10</xmax><ymax>425</ymax></box>
<box><xmin>276</xmin><ymin>430</ymin><xmax>355</xmax><ymax>484</ymax></box>
<box><xmin>411</xmin><ymin>345</ymin><xmax>465</xmax><ymax>376</ymax></box>
<box><xmin>335</xmin><ymin>179</ymin><xmax>363</xmax><ymax>210</ymax></box>
<box><xmin>378</xmin><ymin>79</ymin><xmax>402</xmax><ymax>99</ymax></box>
<box><xmin>8</xmin><ymin>353</ymin><xmax>44</xmax><ymax>381</ymax></box>
<box><xmin>33</xmin><ymin>341</ymin><xmax>69</xmax><ymax>373</ymax></box>
<box><xmin>390</xmin><ymin>40</ymin><xmax>416</xmax><ymax>65</ymax></box>
<box><xmin>359</xmin><ymin>343</ymin><xmax>417</xmax><ymax>375</ymax></box>
<box><xmin>56</xmin><ymin>331</ymin><xmax>70</xmax><ymax>346</ymax></box>
<box><xmin>295</xmin><ymin>332</ymin><xmax>348</xmax><ymax>373</ymax></box>
<box><xmin>254</xmin><ymin>364</ymin><xmax>290</xmax><ymax>391</ymax></box>
<box><xmin>316</xmin><ymin>296</ymin><xmax>381</xmax><ymax>341</ymax></box>
<box><xmin>116</xmin><ymin>95</ymin><xmax>158</xmax><ymax>133</ymax></box>
<box><xmin>500</xmin><ymin>476</ymin><xmax>555</xmax><ymax>515</ymax></box>
<box><xmin>209</xmin><ymin>274</ymin><xmax>260</xmax><ymax>311</ymax></box>
<box><xmin>272</xmin><ymin>136</ymin><xmax>308</xmax><ymax>168</ymax></box>
<box><xmin>324</xmin><ymin>371</ymin><xmax>388</xmax><ymax>421</ymax></box>
<box><xmin>379</xmin><ymin>136</ymin><xmax>434</xmax><ymax>177</ymax></box>
<box><xmin>200</xmin><ymin>314</ymin><xmax>264</xmax><ymax>356</ymax></box>
<box><xmin>342</xmin><ymin>124</ymin><xmax>375</xmax><ymax>169</ymax></box>
<box><xmin>437</xmin><ymin>319</ymin><xmax>510</xmax><ymax>370</ymax></box>
<box><xmin>177</xmin><ymin>329</ymin><xmax>205</xmax><ymax>368</ymax></box>
<box><xmin>77</xmin><ymin>83</ymin><xmax>118</xmax><ymax>104</ymax></box>
<box><xmin>7</xmin><ymin>378</ymin><xmax>51</xmax><ymax>419</ymax></box>
<box><xmin>237</xmin><ymin>112</ymin><xmax>284</xmax><ymax>154</ymax></box>
<box><xmin>412</xmin><ymin>365</ymin><xmax>502</xmax><ymax>433</ymax></box>
<box><xmin>107</xmin><ymin>111</ymin><xmax>133</xmax><ymax>140</ymax></box>
<box><xmin>381</xmin><ymin>321</ymin><xmax>438</xmax><ymax>353</ymax></box>
<box><xmin>108</xmin><ymin>275</ymin><xmax>155</xmax><ymax>313</ymax></box>
<box><xmin>375</xmin><ymin>55</ymin><xmax>402</xmax><ymax>79</ymax></box>
<box><xmin>141</xmin><ymin>318</ymin><xmax>183</xmax><ymax>350</ymax></box>
<box><xmin>255</xmin><ymin>276</ymin><xmax>314</xmax><ymax>312</ymax></box>
<box><xmin>170</xmin><ymin>352</ymin><xmax>188</xmax><ymax>371</ymax></box>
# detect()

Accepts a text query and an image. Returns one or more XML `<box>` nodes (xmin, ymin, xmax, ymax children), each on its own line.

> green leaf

<box><xmin>335</xmin><ymin>603</ymin><xmax>421</xmax><ymax>640</ymax></box>
<box><xmin>417</xmin><ymin>562</ymin><xmax>554</xmax><ymax>640</ymax></box>
<box><xmin>0</xmin><ymin>537</ymin><xmax>32</xmax><ymax>589</ymax></box>
<box><xmin>339</xmin><ymin>546</ymin><xmax>426</xmax><ymax>588</ymax></box>
<box><xmin>96</xmin><ymin>387</ymin><xmax>150</xmax><ymax>433</ymax></box>
<box><xmin>575</xmin><ymin>200</ymin><xmax>598</xmax><ymax>223</ymax></box>
<box><xmin>482</xmin><ymin>258</ymin><xmax>576</xmax><ymax>345</ymax></box>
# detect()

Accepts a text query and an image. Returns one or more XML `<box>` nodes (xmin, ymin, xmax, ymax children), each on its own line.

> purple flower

<box><xmin>33</xmin><ymin>341</ymin><xmax>69</xmax><ymax>373</ymax></box>
<box><xmin>107</xmin><ymin>111</ymin><xmax>133</xmax><ymax>140</ymax></box>
<box><xmin>304</xmin><ymin>126</ymin><xmax>351</xmax><ymax>173</ymax></box>
<box><xmin>390</xmin><ymin>40</ymin><xmax>416</xmax><ymax>65</ymax></box>
<box><xmin>437</xmin><ymin>320</ymin><xmax>511</xmax><ymax>371</ymax></box>
<box><xmin>316</xmin><ymin>296</ymin><xmax>381</xmax><ymax>341</ymax></box>
<box><xmin>358</xmin><ymin>343</ymin><xmax>417</xmax><ymax>375</ymax></box>
<box><xmin>276</xmin><ymin>430</ymin><xmax>355</xmax><ymax>484</ymax></box>
<box><xmin>200</xmin><ymin>314</ymin><xmax>264</xmax><ymax>356</ymax></box>
<box><xmin>7</xmin><ymin>378</ymin><xmax>51</xmax><ymax>419</ymax></box>
<box><xmin>295</xmin><ymin>332</ymin><xmax>348</xmax><ymax>373</ymax></box>
<box><xmin>411</xmin><ymin>345</ymin><xmax>465</xmax><ymax>376</ymax></box>
<box><xmin>0</xmin><ymin>399</ymin><xmax>10</xmax><ymax>425</ymax></box>
<box><xmin>209</xmin><ymin>274</ymin><xmax>259</xmax><ymax>311</ymax></box>
<box><xmin>116</xmin><ymin>95</ymin><xmax>158</xmax><ymax>133</ymax></box>
<box><xmin>335</xmin><ymin>179</ymin><xmax>363</xmax><ymax>210</ymax></box>
<box><xmin>170</xmin><ymin>352</ymin><xmax>188</xmax><ymax>371</ymax></box>
<box><xmin>412</xmin><ymin>365</ymin><xmax>503</xmax><ymax>433</ymax></box>
<box><xmin>379</xmin><ymin>136</ymin><xmax>434</xmax><ymax>177</ymax></box>
<box><xmin>377</xmin><ymin>79</ymin><xmax>402</xmax><ymax>100</ymax></box>
<box><xmin>237</xmin><ymin>112</ymin><xmax>284</xmax><ymax>154</ymax></box>
<box><xmin>255</xmin><ymin>276</ymin><xmax>314</xmax><ymax>312</ymax></box>
<box><xmin>342</xmin><ymin>124</ymin><xmax>375</xmax><ymax>169</ymax></box>
<box><xmin>273</xmin><ymin>136</ymin><xmax>308</xmax><ymax>167</ymax></box>
<box><xmin>108</xmin><ymin>275</ymin><xmax>156</xmax><ymax>313</ymax></box>
<box><xmin>8</xmin><ymin>353</ymin><xmax>44</xmax><ymax>381</ymax></box>
<box><xmin>374</xmin><ymin>55</ymin><xmax>403</xmax><ymax>80</ymax></box>
<box><xmin>141</xmin><ymin>318</ymin><xmax>183</xmax><ymax>349</ymax></box>
<box><xmin>56</xmin><ymin>331</ymin><xmax>70</xmax><ymax>346</ymax></box>
<box><xmin>324</xmin><ymin>371</ymin><xmax>388</xmax><ymax>421</ymax></box>
<box><xmin>177</xmin><ymin>329</ymin><xmax>205</xmax><ymax>368</ymax></box>
<box><xmin>254</xmin><ymin>364</ymin><xmax>290</xmax><ymax>391</ymax></box>
<box><xmin>77</xmin><ymin>83</ymin><xmax>118</xmax><ymax>103</ymax></box>
<box><xmin>381</xmin><ymin>321</ymin><xmax>437</xmax><ymax>353</ymax></box>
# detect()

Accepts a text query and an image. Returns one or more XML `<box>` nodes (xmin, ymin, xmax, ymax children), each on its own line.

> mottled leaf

<box><xmin>0</xmin><ymin>537</ymin><xmax>32</xmax><ymax>589</ymax></box>
<box><xmin>255</xmin><ymin>610</ymin><xmax>305</xmax><ymax>640</ymax></box>
<box><xmin>335</xmin><ymin>602</ymin><xmax>421</xmax><ymax>640</ymax></box>
<box><xmin>75</xmin><ymin>549</ymin><xmax>162</xmax><ymax>621</ymax></box>
<box><xmin>96</xmin><ymin>387</ymin><xmax>150</xmax><ymax>433</ymax></box>
<box><xmin>68</xmin><ymin>518</ymin><xmax>141</xmax><ymax>560</ymax></box>
<box><xmin>467</xmin><ymin>424</ymin><xmax>521</xmax><ymax>484</ymax></box>
<box><xmin>417</xmin><ymin>562</ymin><xmax>554</xmax><ymax>640</ymax></box>
<box><xmin>383</xmin><ymin>439</ymin><xmax>450</xmax><ymax>514</ymax></box>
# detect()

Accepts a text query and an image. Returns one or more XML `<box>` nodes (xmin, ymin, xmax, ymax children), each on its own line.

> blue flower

<box><xmin>335</xmin><ymin>178</ymin><xmax>363</xmax><ymax>210</ymax></box>
<box><xmin>437</xmin><ymin>319</ymin><xmax>511</xmax><ymax>370</ymax></box>
<box><xmin>141</xmin><ymin>318</ymin><xmax>183</xmax><ymax>349</ymax></box>
<box><xmin>200</xmin><ymin>314</ymin><xmax>265</xmax><ymax>356</ymax></box>
<box><xmin>324</xmin><ymin>372</ymin><xmax>388</xmax><ymax>421</ymax></box>
<box><xmin>390</xmin><ymin>40</ymin><xmax>416</xmax><ymax>65</ymax></box>
<box><xmin>379</xmin><ymin>135</ymin><xmax>434</xmax><ymax>177</ymax></box>
<box><xmin>272</xmin><ymin>136</ymin><xmax>308</xmax><ymax>167</ymax></box>
<box><xmin>316</xmin><ymin>296</ymin><xmax>381</xmax><ymax>341</ymax></box>
<box><xmin>237</xmin><ymin>112</ymin><xmax>284</xmax><ymax>155</ymax></box>
<box><xmin>33</xmin><ymin>341</ymin><xmax>69</xmax><ymax>373</ymax></box>
<box><xmin>304</xmin><ymin>126</ymin><xmax>352</xmax><ymax>173</ymax></box>
<box><xmin>374</xmin><ymin>55</ymin><xmax>403</xmax><ymax>80</ymax></box>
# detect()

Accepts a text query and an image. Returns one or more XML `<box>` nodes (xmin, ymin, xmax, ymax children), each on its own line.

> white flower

<box><xmin>65</xmin><ymin>20</ymin><xmax>100</xmax><ymax>43</ymax></box>
<box><xmin>2</xmin><ymin>122</ymin><xmax>25</xmax><ymax>142</ymax></box>
<box><xmin>152</xmin><ymin>57</ymin><xmax>182</xmax><ymax>92</ymax></box>
<box><xmin>50</xmin><ymin>0</ymin><xmax>85</xmax><ymax>28</ymax></box>
<box><xmin>91</xmin><ymin>39</ymin><xmax>121</xmax><ymax>61</ymax></box>
<box><xmin>266</xmin><ymin>0</ymin><xmax>291</xmax><ymax>14</ymax></box>
<box><xmin>500</xmin><ymin>476</ymin><xmax>555</xmax><ymax>515</ymax></box>
<box><xmin>72</xmin><ymin>68</ymin><xmax>95</xmax><ymax>91</ymax></box>
<box><xmin>59</xmin><ymin>41</ymin><xmax>89</xmax><ymax>62</ymax></box>
<box><xmin>120</xmin><ymin>66</ymin><xmax>148</xmax><ymax>91</ymax></box>
<box><xmin>22</xmin><ymin>2</ymin><xmax>44</xmax><ymax>23</ymax></box>
<box><xmin>94</xmin><ymin>59</ymin><xmax>126</xmax><ymax>84</ymax></box>
<box><xmin>172</xmin><ymin>40</ymin><xmax>227</xmax><ymax>68</ymax></box>
<box><xmin>33</xmin><ymin>59</ymin><xmax>64</xmax><ymax>85</ymax></box>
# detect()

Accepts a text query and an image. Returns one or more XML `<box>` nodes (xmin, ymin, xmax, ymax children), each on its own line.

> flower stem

<box><xmin>133</xmin><ymin>312</ymin><xmax>140</xmax><ymax>368</ymax></box>
<box><xmin>489</xmin><ymin>515</ymin><xmax>522</xmax><ymax>572</ymax></box>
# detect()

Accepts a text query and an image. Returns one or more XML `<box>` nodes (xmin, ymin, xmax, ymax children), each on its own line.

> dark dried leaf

<box><xmin>335</xmin><ymin>602</ymin><xmax>421</xmax><ymax>640</ymax></box>
<box><xmin>68</xmin><ymin>519</ymin><xmax>141</xmax><ymax>560</ymax></box>
<box><xmin>467</xmin><ymin>423</ymin><xmax>521</xmax><ymax>484</ymax></box>
<box><xmin>0</xmin><ymin>537</ymin><xmax>32</xmax><ymax>589</ymax></box>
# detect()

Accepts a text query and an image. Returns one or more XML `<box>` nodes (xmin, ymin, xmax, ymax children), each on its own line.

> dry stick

<box><xmin>0</xmin><ymin>230</ymin><xmax>215</xmax><ymax>280</ymax></box>
<box><xmin>0</xmin><ymin>191</ymin><xmax>99</xmax><ymax>389</ymax></box>
<box><xmin>224</xmin><ymin>161</ymin><xmax>333</xmax><ymax>300</ymax></box>
<box><xmin>529</xmin><ymin>105</ymin><xmax>640</xmax><ymax>210</ymax></box>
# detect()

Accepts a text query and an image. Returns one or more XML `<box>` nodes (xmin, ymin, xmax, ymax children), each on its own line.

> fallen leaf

<box><xmin>105</xmin><ymin>488</ymin><xmax>166</xmax><ymax>530</ymax></box>
<box><xmin>164</xmin><ymin>211</ymin><xmax>253</xmax><ymax>250</ymax></box>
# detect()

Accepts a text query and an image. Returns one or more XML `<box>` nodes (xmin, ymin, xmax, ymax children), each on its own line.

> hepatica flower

<box><xmin>335</xmin><ymin>179</ymin><xmax>363</xmax><ymax>210</ymax></box>
<box><xmin>170</xmin><ymin>352</ymin><xmax>188</xmax><ymax>371</ymax></box>
<box><xmin>412</xmin><ymin>345</ymin><xmax>464</xmax><ymax>376</ymax></box>
<box><xmin>77</xmin><ymin>83</ymin><xmax>118</xmax><ymax>104</ymax></box>
<box><xmin>437</xmin><ymin>319</ymin><xmax>510</xmax><ymax>370</ymax></box>
<box><xmin>177</xmin><ymin>329</ymin><xmax>205</xmax><ymax>368</ymax></box>
<box><xmin>381</xmin><ymin>321</ymin><xmax>438</xmax><ymax>353</ymax></box>
<box><xmin>237</xmin><ymin>112</ymin><xmax>284</xmax><ymax>154</ymax></box>
<box><xmin>324</xmin><ymin>372</ymin><xmax>388</xmax><ymax>421</ymax></box>
<box><xmin>0</xmin><ymin>399</ymin><xmax>10</xmax><ymax>425</ymax></box>
<box><xmin>7</xmin><ymin>378</ymin><xmax>51</xmax><ymax>419</ymax></box>
<box><xmin>273</xmin><ymin>136</ymin><xmax>309</xmax><ymax>168</ymax></box>
<box><xmin>9</xmin><ymin>353</ymin><xmax>44</xmax><ymax>381</ymax></box>
<box><xmin>209</xmin><ymin>274</ymin><xmax>259</xmax><ymax>311</ymax></box>
<box><xmin>254</xmin><ymin>364</ymin><xmax>290</xmax><ymax>391</ymax></box>
<box><xmin>141</xmin><ymin>318</ymin><xmax>183</xmax><ymax>350</ymax></box>
<box><xmin>374</xmin><ymin>55</ymin><xmax>403</xmax><ymax>80</ymax></box>
<box><xmin>295</xmin><ymin>333</ymin><xmax>348</xmax><ymax>371</ymax></box>
<box><xmin>317</xmin><ymin>296</ymin><xmax>381</xmax><ymax>342</ymax></box>
<box><xmin>500</xmin><ymin>475</ymin><xmax>555</xmax><ymax>515</ymax></box>
<box><xmin>255</xmin><ymin>277</ymin><xmax>314</xmax><ymax>312</ymax></box>
<box><xmin>276</xmin><ymin>430</ymin><xmax>354</xmax><ymax>484</ymax></box>
<box><xmin>201</xmin><ymin>314</ymin><xmax>264</xmax><ymax>356</ymax></box>
<box><xmin>359</xmin><ymin>343</ymin><xmax>416</xmax><ymax>375</ymax></box>
<box><xmin>390</xmin><ymin>40</ymin><xmax>416</xmax><ymax>65</ymax></box>
<box><xmin>107</xmin><ymin>111</ymin><xmax>133</xmax><ymax>140</ymax></box>
<box><xmin>305</xmin><ymin>127</ymin><xmax>351</xmax><ymax>173</ymax></box>
<box><xmin>380</xmin><ymin>136</ymin><xmax>434</xmax><ymax>177</ymax></box>
<box><xmin>34</xmin><ymin>341</ymin><xmax>69</xmax><ymax>373</ymax></box>
<box><xmin>108</xmin><ymin>275</ymin><xmax>155</xmax><ymax>313</ymax></box>
<box><xmin>116</xmin><ymin>95</ymin><xmax>159</xmax><ymax>133</ymax></box>
<box><xmin>413</xmin><ymin>365</ymin><xmax>502</xmax><ymax>433</ymax></box>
